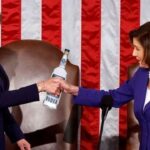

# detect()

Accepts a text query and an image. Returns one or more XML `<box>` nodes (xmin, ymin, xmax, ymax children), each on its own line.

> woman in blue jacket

<box><xmin>0</xmin><ymin>64</ymin><xmax>60</xmax><ymax>150</ymax></box>
<box><xmin>60</xmin><ymin>22</ymin><xmax>150</xmax><ymax>150</ymax></box>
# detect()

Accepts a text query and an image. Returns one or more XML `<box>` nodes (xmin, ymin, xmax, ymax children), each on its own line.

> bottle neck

<box><xmin>59</xmin><ymin>53</ymin><xmax>68</xmax><ymax>68</ymax></box>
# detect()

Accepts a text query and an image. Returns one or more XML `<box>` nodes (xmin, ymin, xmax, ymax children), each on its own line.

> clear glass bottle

<box><xmin>43</xmin><ymin>49</ymin><xmax>70</xmax><ymax>109</ymax></box>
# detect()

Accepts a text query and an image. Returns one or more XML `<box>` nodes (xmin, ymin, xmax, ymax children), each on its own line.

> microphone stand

<box><xmin>97</xmin><ymin>95</ymin><xmax>113</xmax><ymax>150</ymax></box>
<box><xmin>97</xmin><ymin>107</ymin><xmax>109</xmax><ymax>150</ymax></box>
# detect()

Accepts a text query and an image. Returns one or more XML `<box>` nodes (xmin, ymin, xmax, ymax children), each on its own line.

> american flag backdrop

<box><xmin>0</xmin><ymin>0</ymin><xmax>150</xmax><ymax>150</ymax></box>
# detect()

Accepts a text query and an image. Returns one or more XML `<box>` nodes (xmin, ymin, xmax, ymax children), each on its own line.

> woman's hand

<box><xmin>17</xmin><ymin>139</ymin><xmax>31</xmax><ymax>150</ymax></box>
<box><xmin>59</xmin><ymin>80</ymin><xmax>79</xmax><ymax>95</ymax></box>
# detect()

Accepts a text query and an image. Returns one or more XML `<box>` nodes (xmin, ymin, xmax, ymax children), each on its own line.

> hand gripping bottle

<box><xmin>43</xmin><ymin>49</ymin><xmax>70</xmax><ymax>109</ymax></box>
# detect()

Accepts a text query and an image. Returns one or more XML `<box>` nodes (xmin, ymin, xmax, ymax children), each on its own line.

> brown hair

<box><xmin>129</xmin><ymin>22</ymin><xmax>150</xmax><ymax>68</ymax></box>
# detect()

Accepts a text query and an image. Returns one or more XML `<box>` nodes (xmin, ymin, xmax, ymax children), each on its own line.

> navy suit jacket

<box><xmin>0</xmin><ymin>65</ymin><xmax>39</xmax><ymax>150</ymax></box>
<box><xmin>73</xmin><ymin>67</ymin><xmax>150</xmax><ymax>150</ymax></box>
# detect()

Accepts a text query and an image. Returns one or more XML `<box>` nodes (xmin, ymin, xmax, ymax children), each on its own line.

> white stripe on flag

<box><xmin>61</xmin><ymin>0</ymin><xmax>81</xmax><ymax>67</ymax></box>
<box><xmin>62</xmin><ymin>1</ymin><xmax>81</xmax><ymax>149</ymax></box>
<box><xmin>100</xmin><ymin>0</ymin><xmax>120</xmax><ymax>149</ymax></box>
<box><xmin>21</xmin><ymin>0</ymin><xmax>47</xmax><ymax>133</ymax></box>
<box><xmin>21</xmin><ymin>0</ymin><xmax>41</xmax><ymax>39</ymax></box>
<box><xmin>140</xmin><ymin>0</ymin><xmax>150</xmax><ymax>24</ymax></box>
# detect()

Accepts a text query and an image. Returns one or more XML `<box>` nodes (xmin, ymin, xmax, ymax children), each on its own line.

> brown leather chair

<box><xmin>126</xmin><ymin>64</ymin><xmax>140</xmax><ymax>150</ymax></box>
<box><xmin>0</xmin><ymin>40</ymin><xmax>80</xmax><ymax>150</ymax></box>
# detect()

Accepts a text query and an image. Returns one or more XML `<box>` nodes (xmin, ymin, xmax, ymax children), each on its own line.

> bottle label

<box><xmin>43</xmin><ymin>74</ymin><xmax>64</xmax><ymax>109</ymax></box>
<box><xmin>45</xmin><ymin>94</ymin><xmax>59</xmax><ymax>104</ymax></box>
<box><xmin>44</xmin><ymin>93</ymin><xmax>60</xmax><ymax>109</ymax></box>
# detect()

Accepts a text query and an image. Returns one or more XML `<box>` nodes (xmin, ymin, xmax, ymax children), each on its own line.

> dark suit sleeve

<box><xmin>0</xmin><ymin>84</ymin><xmax>39</xmax><ymax>109</ymax></box>
<box><xmin>0</xmin><ymin>64</ymin><xmax>39</xmax><ymax>108</ymax></box>
<box><xmin>3</xmin><ymin>108</ymin><xmax>24</xmax><ymax>143</ymax></box>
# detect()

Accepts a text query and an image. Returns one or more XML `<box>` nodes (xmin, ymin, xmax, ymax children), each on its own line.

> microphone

<box><xmin>97</xmin><ymin>95</ymin><xmax>113</xmax><ymax>150</ymax></box>
<box><xmin>100</xmin><ymin>95</ymin><xmax>113</xmax><ymax>110</ymax></box>
<box><xmin>100</xmin><ymin>95</ymin><xmax>113</xmax><ymax>120</ymax></box>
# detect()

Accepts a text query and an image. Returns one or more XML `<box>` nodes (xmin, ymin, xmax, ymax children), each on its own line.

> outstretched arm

<box><xmin>59</xmin><ymin>78</ymin><xmax>134</xmax><ymax>107</ymax></box>
<box><xmin>0</xmin><ymin>78</ymin><xmax>61</xmax><ymax>109</ymax></box>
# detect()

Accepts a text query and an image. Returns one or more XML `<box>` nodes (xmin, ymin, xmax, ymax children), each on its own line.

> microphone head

<box><xmin>100</xmin><ymin>95</ymin><xmax>113</xmax><ymax>110</ymax></box>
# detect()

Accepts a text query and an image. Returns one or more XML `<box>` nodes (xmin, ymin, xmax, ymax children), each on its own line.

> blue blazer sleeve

<box><xmin>73</xmin><ymin>87</ymin><xmax>108</xmax><ymax>107</ymax></box>
<box><xmin>3</xmin><ymin>108</ymin><xmax>24</xmax><ymax>143</ymax></box>
<box><xmin>109</xmin><ymin>79</ymin><xmax>134</xmax><ymax>107</ymax></box>
<box><xmin>73</xmin><ymin>78</ymin><xmax>134</xmax><ymax>108</ymax></box>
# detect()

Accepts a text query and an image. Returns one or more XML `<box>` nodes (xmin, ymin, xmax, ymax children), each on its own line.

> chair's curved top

<box><xmin>0</xmin><ymin>40</ymin><xmax>79</xmax><ymax>86</ymax></box>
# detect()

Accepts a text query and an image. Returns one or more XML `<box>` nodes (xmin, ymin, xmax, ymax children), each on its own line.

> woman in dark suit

<box><xmin>0</xmin><ymin>64</ymin><xmax>60</xmax><ymax>150</ymax></box>
<box><xmin>60</xmin><ymin>22</ymin><xmax>150</xmax><ymax>150</ymax></box>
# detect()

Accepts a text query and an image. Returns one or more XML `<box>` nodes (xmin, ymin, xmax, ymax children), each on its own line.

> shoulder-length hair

<box><xmin>129</xmin><ymin>22</ymin><xmax>150</xmax><ymax>68</ymax></box>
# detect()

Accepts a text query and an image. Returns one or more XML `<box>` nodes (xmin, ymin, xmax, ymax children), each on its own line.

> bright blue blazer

<box><xmin>73</xmin><ymin>67</ymin><xmax>150</xmax><ymax>150</ymax></box>
<box><xmin>0</xmin><ymin>65</ymin><xmax>39</xmax><ymax>150</ymax></box>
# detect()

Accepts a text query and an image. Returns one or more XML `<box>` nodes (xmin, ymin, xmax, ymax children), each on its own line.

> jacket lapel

<box><xmin>136</xmin><ymin>68</ymin><xmax>149</xmax><ymax>114</ymax></box>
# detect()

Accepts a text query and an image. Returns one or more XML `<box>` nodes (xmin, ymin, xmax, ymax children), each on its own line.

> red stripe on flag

<box><xmin>81</xmin><ymin>0</ymin><xmax>101</xmax><ymax>149</ymax></box>
<box><xmin>42</xmin><ymin>0</ymin><xmax>61</xmax><ymax>48</ymax></box>
<box><xmin>1</xmin><ymin>0</ymin><xmax>21</xmax><ymax>46</ymax></box>
<box><xmin>119</xmin><ymin>0</ymin><xmax>140</xmax><ymax>148</ymax></box>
